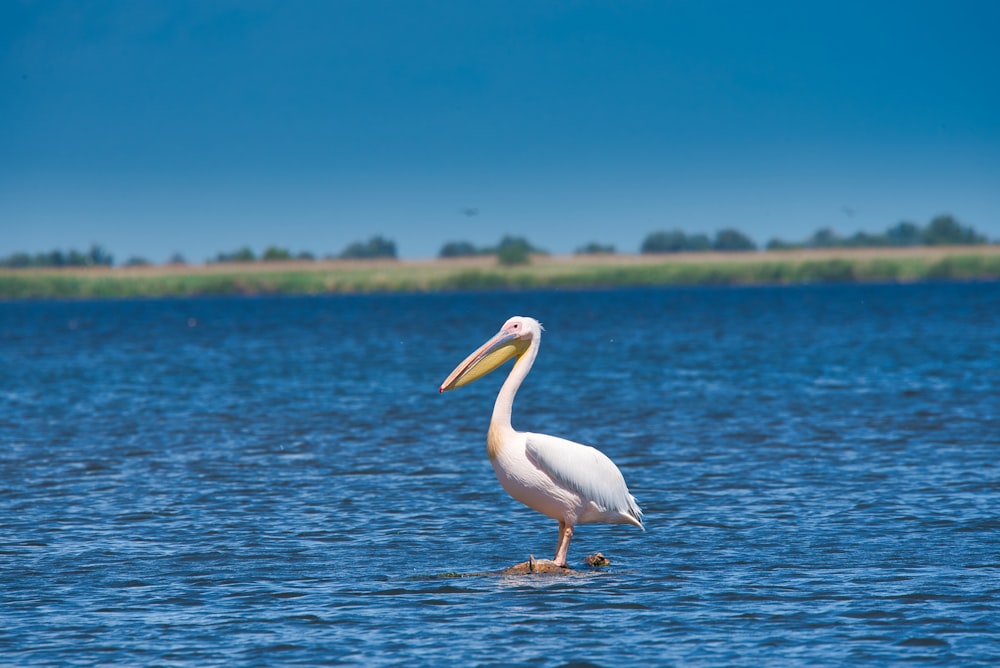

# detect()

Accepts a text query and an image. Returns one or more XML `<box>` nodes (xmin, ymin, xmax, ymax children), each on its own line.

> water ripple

<box><xmin>1</xmin><ymin>285</ymin><xmax>998</xmax><ymax>666</ymax></box>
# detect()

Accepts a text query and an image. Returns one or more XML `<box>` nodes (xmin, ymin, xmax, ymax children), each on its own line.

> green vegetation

<box><xmin>639</xmin><ymin>215</ymin><xmax>990</xmax><ymax>254</ymax></box>
<box><xmin>642</xmin><ymin>230</ymin><xmax>711</xmax><ymax>253</ymax></box>
<box><xmin>1</xmin><ymin>212</ymin><xmax>996</xmax><ymax>299</ymax></box>
<box><xmin>213</xmin><ymin>246</ymin><xmax>257</xmax><ymax>263</ymax></box>
<box><xmin>766</xmin><ymin>215</ymin><xmax>988</xmax><ymax>250</ymax></box>
<box><xmin>338</xmin><ymin>235</ymin><xmax>397</xmax><ymax>259</ymax></box>
<box><xmin>5</xmin><ymin>214</ymin><xmax>990</xmax><ymax>270</ymax></box>
<box><xmin>258</xmin><ymin>245</ymin><xmax>316</xmax><ymax>261</ymax></box>
<box><xmin>437</xmin><ymin>236</ymin><xmax>547</xmax><ymax>264</ymax></box>
<box><xmin>0</xmin><ymin>244</ymin><xmax>113</xmax><ymax>268</ymax></box>
<box><xmin>3</xmin><ymin>249</ymin><xmax>998</xmax><ymax>299</ymax></box>
<box><xmin>210</xmin><ymin>237</ymin><xmax>393</xmax><ymax>263</ymax></box>
<box><xmin>495</xmin><ymin>237</ymin><xmax>536</xmax><ymax>266</ymax></box>
<box><xmin>641</xmin><ymin>228</ymin><xmax>757</xmax><ymax>253</ymax></box>
<box><xmin>439</xmin><ymin>241</ymin><xmax>483</xmax><ymax>258</ymax></box>
<box><xmin>713</xmin><ymin>228</ymin><xmax>758</xmax><ymax>251</ymax></box>
<box><xmin>575</xmin><ymin>242</ymin><xmax>616</xmax><ymax>255</ymax></box>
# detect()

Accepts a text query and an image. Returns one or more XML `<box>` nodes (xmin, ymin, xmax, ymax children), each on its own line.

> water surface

<box><xmin>1</xmin><ymin>284</ymin><xmax>998</xmax><ymax>666</ymax></box>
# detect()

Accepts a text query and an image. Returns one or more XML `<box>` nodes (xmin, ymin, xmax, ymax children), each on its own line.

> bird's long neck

<box><xmin>487</xmin><ymin>337</ymin><xmax>538</xmax><ymax>459</ymax></box>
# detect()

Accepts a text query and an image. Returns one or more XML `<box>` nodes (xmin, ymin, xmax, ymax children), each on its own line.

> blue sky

<box><xmin>2</xmin><ymin>1</ymin><xmax>998</xmax><ymax>262</ymax></box>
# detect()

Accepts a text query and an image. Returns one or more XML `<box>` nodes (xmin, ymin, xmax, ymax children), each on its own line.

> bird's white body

<box><xmin>491</xmin><ymin>430</ymin><xmax>642</xmax><ymax>527</ymax></box>
<box><xmin>440</xmin><ymin>315</ymin><xmax>642</xmax><ymax>567</ymax></box>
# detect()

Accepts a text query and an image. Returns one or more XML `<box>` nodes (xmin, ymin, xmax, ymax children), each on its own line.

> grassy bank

<box><xmin>2</xmin><ymin>247</ymin><xmax>999</xmax><ymax>299</ymax></box>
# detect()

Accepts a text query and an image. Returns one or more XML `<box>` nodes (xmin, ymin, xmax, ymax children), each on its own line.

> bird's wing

<box><xmin>525</xmin><ymin>431</ymin><xmax>642</xmax><ymax>523</ymax></box>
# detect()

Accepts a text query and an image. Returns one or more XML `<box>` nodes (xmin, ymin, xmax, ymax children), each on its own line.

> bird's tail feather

<box><xmin>628</xmin><ymin>495</ymin><xmax>645</xmax><ymax>530</ymax></box>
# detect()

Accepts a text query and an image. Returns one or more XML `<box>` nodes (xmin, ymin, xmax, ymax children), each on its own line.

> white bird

<box><xmin>439</xmin><ymin>316</ymin><xmax>643</xmax><ymax>568</ymax></box>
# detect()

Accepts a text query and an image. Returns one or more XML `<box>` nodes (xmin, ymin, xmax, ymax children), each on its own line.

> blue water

<box><xmin>1</xmin><ymin>284</ymin><xmax>998</xmax><ymax>666</ymax></box>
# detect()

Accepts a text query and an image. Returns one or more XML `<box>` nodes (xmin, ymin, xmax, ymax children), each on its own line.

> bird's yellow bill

<box><xmin>439</xmin><ymin>330</ymin><xmax>530</xmax><ymax>392</ymax></box>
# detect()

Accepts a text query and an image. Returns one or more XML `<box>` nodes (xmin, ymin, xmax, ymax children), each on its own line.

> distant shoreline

<box><xmin>2</xmin><ymin>246</ymin><xmax>999</xmax><ymax>300</ymax></box>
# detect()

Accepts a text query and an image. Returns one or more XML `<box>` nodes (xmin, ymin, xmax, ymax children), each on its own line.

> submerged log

<box><xmin>500</xmin><ymin>553</ymin><xmax>610</xmax><ymax>575</ymax></box>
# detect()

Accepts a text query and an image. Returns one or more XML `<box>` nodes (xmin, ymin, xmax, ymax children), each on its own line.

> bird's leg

<box><xmin>552</xmin><ymin>521</ymin><xmax>574</xmax><ymax>567</ymax></box>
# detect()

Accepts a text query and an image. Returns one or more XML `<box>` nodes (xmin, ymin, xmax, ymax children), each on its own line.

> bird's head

<box><xmin>439</xmin><ymin>316</ymin><xmax>542</xmax><ymax>392</ymax></box>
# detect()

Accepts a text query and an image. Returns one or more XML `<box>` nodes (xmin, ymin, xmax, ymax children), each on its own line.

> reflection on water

<box><xmin>1</xmin><ymin>284</ymin><xmax>998</xmax><ymax>666</ymax></box>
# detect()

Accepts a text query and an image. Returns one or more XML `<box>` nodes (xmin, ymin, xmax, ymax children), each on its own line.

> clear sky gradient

<box><xmin>3</xmin><ymin>1</ymin><xmax>999</xmax><ymax>262</ymax></box>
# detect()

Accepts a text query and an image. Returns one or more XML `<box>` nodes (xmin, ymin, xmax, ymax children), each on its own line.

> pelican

<box><xmin>439</xmin><ymin>316</ymin><xmax>643</xmax><ymax>568</ymax></box>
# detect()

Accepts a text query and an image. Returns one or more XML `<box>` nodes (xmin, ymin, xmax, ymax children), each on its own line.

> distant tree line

<box><xmin>0</xmin><ymin>235</ymin><xmax>400</xmax><ymax>269</ymax></box>
<box><xmin>764</xmin><ymin>215</ymin><xmax>987</xmax><ymax>250</ymax></box>
<box><xmin>213</xmin><ymin>245</ymin><xmax>316</xmax><ymax>263</ymax></box>
<box><xmin>210</xmin><ymin>235</ymin><xmax>398</xmax><ymax>263</ymax></box>
<box><xmin>574</xmin><ymin>242</ymin><xmax>617</xmax><ymax>255</ymax></box>
<box><xmin>640</xmin><ymin>228</ymin><xmax>757</xmax><ymax>253</ymax></box>
<box><xmin>0</xmin><ymin>244</ymin><xmax>114</xmax><ymax>268</ymax></box>
<box><xmin>1</xmin><ymin>215</ymin><xmax>992</xmax><ymax>268</ymax></box>
<box><xmin>338</xmin><ymin>235</ymin><xmax>397</xmax><ymax>259</ymax></box>
<box><xmin>439</xmin><ymin>236</ymin><xmax>547</xmax><ymax>265</ymax></box>
<box><xmin>636</xmin><ymin>215</ymin><xmax>989</xmax><ymax>254</ymax></box>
